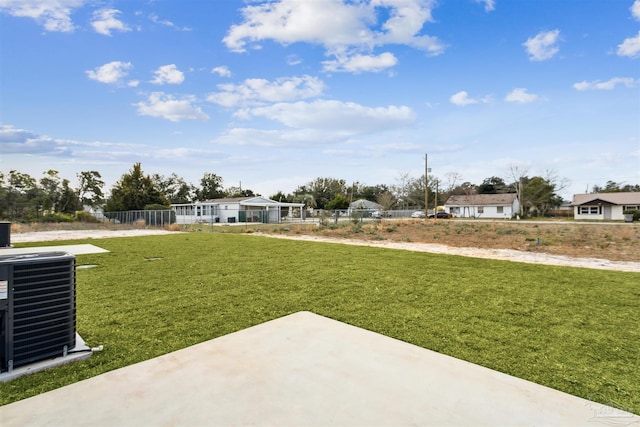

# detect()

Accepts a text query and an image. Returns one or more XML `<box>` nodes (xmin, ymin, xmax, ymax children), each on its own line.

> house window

<box><xmin>496</xmin><ymin>206</ymin><xmax>503</xmax><ymax>214</ymax></box>
<box><xmin>477</xmin><ymin>207</ymin><xmax>484</xmax><ymax>214</ymax></box>
<box><xmin>623</xmin><ymin>205</ymin><xmax>640</xmax><ymax>211</ymax></box>
<box><xmin>579</xmin><ymin>206</ymin><xmax>600</xmax><ymax>215</ymax></box>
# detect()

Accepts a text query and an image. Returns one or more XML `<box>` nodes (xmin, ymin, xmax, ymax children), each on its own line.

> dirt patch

<box><xmin>256</xmin><ymin>233</ymin><xmax>640</xmax><ymax>272</ymax></box>
<box><xmin>7</xmin><ymin>220</ymin><xmax>640</xmax><ymax>272</ymax></box>
<box><xmin>269</xmin><ymin>219</ymin><xmax>640</xmax><ymax>260</ymax></box>
<box><xmin>255</xmin><ymin>219</ymin><xmax>640</xmax><ymax>272</ymax></box>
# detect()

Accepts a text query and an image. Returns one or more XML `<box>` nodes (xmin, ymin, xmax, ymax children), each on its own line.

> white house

<box><xmin>444</xmin><ymin>194</ymin><xmax>519</xmax><ymax>219</ymax></box>
<box><xmin>171</xmin><ymin>197</ymin><xmax>305</xmax><ymax>224</ymax></box>
<box><xmin>572</xmin><ymin>192</ymin><xmax>640</xmax><ymax>221</ymax></box>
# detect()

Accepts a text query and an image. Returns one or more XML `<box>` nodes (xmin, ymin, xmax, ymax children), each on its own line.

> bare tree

<box><xmin>406</xmin><ymin>175</ymin><xmax>426</xmax><ymax>208</ymax></box>
<box><xmin>506</xmin><ymin>163</ymin><xmax>529</xmax><ymax>216</ymax></box>
<box><xmin>543</xmin><ymin>169</ymin><xmax>569</xmax><ymax>195</ymax></box>
<box><xmin>392</xmin><ymin>172</ymin><xmax>411</xmax><ymax>210</ymax></box>
<box><xmin>376</xmin><ymin>191</ymin><xmax>396</xmax><ymax>211</ymax></box>
<box><xmin>443</xmin><ymin>172</ymin><xmax>462</xmax><ymax>193</ymax></box>
<box><xmin>442</xmin><ymin>172</ymin><xmax>463</xmax><ymax>202</ymax></box>
<box><xmin>461</xmin><ymin>182</ymin><xmax>477</xmax><ymax>196</ymax></box>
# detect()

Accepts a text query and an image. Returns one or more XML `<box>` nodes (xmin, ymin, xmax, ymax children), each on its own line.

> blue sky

<box><xmin>1</xmin><ymin>0</ymin><xmax>639</xmax><ymax>199</ymax></box>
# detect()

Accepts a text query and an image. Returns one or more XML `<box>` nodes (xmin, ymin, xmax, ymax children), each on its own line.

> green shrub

<box><xmin>623</xmin><ymin>209</ymin><xmax>639</xmax><ymax>221</ymax></box>
<box><xmin>41</xmin><ymin>212</ymin><xmax>76</xmax><ymax>223</ymax></box>
<box><xmin>75</xmin><ymin>211</ymin><xmax>100</xmax><ymax>223</ymax></box>
<box><xmin>144</xmin><ymin>204</ymin><xmax>170</xmax><ymax>210</ymax></box>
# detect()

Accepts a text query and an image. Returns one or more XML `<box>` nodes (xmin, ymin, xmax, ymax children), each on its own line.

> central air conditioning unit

<box><xmin>0</xmin><ymin>252</ymin><xmax>76</xmax><ymax>373</ymax></box>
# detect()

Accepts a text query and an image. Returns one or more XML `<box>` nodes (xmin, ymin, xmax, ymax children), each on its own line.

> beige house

<box><xmin>572</xmin><ymin>192</ymin><xmax>640</xmax><ymax>221</ymax></box>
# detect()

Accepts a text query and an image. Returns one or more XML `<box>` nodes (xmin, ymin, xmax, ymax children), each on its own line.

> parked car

<box><xmin>410</xmin><ymin>211</ymin><xmax>426</xmax><ymax>218</ymax></box>
<box><xmin>428</xmin><ymin>211</ymin><xmax>452</xmax><ymax>219</ymax></box>
<box><xmin>372</xmin><ymin>210</ymin><xmax>392</xmax><ymax>218</ymax></box>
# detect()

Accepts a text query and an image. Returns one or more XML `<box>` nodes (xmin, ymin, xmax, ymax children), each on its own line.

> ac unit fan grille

<box><xmin>10</xmin><ymin>258</ymin><xmax>76</xmax><ymax>368</ymax></box>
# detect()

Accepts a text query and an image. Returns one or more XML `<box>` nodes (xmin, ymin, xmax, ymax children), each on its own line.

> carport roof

<box><xmin>172</xmin><ymin>197</ymin><xmax>304</xmax><ymax>208</ymax></box>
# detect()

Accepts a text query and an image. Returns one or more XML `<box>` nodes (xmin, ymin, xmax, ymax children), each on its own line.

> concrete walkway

<box><xmin>1</xmin><ymin>312</ymin><xmax>638</xmax><ymax>426</ymax></box>
<box><xmin>0</xmin><ymin>244</ymin><xmax>109</xmax><ymax>256</ymax></box>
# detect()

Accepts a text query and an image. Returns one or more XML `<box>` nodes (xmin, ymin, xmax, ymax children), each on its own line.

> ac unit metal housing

<box><xmin>0</xmin><ymin>252</ymin><xmax>76</xmax><ymax>373</ymax></box>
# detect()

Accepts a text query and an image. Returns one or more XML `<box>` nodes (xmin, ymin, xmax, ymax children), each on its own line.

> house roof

<box><xmin>445</xmin><ymin>193</ymin><xmax>518</xmax><ymax>206</ymax></box>
<box><xmin>349</xmin><ymin>199</ymin><xmax>382</xmax><ymax>210</ymax></box>
<box><xmin>572</xmin><ymin>192</ymin><xmax>640</xmax><ymax>206</ymax></box>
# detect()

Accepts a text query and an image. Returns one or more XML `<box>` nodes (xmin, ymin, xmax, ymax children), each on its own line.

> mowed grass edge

<box><xmin>1</xmin><ymin>233</ymin><xmax>638</xmax><ymax>414</ymax></box>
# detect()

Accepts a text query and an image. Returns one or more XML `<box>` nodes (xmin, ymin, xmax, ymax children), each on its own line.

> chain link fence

<box><xmin>315</xmin><ymin>209</ymin><xmax>418</xmax><ymax>225</ymax></box>
<box><xmin>95</xmin><ymin>208</ymin><xmax>419</xmax><ymax>229</ymax></box>
<box><xmin>100</xmin><ymin>210</ymin><xmax>176</xmax><ymax>226</ymax></box>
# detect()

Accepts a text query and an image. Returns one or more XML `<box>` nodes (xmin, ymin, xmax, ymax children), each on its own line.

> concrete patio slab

<box><xmin>0</xmin><ymin>334</ymin><xmax>94</xmax><ymax>383</ymax></box>
<box><xmin>0</xmin><ymin>244</ymin><xmax>109</xmax><ymax>256</ymax></box>
<box><xmin>1</xmin><ymin>311</ymin><xmax>637</xmax><ymax>426</ymax></box>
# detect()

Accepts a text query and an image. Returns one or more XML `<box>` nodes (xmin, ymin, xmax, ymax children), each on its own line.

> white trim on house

<box><xmin>444</xmin><ymin>194</ymin><xmax>519</xmax><ymax>219</ymax></box>
<box><xmin>171</xmin><ymin>197</ymin><xmax>305</xmax><ymax>224</ymax></box>
<box><xmin>572</xmin><ymin>193</ymin><xmax>640</xmax><ymax>221</ymax></box>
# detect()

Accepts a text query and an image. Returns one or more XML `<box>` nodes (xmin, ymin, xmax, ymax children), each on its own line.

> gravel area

<box><xmin>9</xmin><ymin>229</ymin><xmax>640</xmax><ymax>273</ymax></box>
<box><xmin>10</xmin><ymin>229</ymin><xmax>176</xmax><ymax>243</ymax></box>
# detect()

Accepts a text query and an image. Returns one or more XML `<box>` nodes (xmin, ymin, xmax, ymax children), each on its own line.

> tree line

<box><xmin>1</xmin><ymin>162</ymin><xmax>637</xmax><ymax>222</ymax></box>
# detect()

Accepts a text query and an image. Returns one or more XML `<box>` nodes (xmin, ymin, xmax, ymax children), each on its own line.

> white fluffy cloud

<box><xmin>1</xmin><ymin>124</ymin><xmax>198</xmax><ymax>167</ymax></box>
<box><xmin>86</xmin><ymin>61</ymin><xmax>133</xmax><ymax>85</ymax></box>
<box><xmin>224</xmin><ymin>0</ymin><xmax>369</xmax><ymax>52</ymax></box>
<box><xmin>212</xmin><ymin>66</ymin><xmax>232</xmax><ymax>78</ymax></box>
<box><xmin>450</xmin><ymin>91</ymin><xmax>490</xmax><ymax>106</ymax></box>
<box><xmin>234</xmin><ymin>100</ymin><xmax>416</xmax><ymax>133</ymax></box>
<box><xmin>632</xmin><ymin>0</ymin><xmax>640</xmax><ymax>20</ymax></box>
<box><xmin>0</xmin><ymin>0</ymin><xmax>85</xmax><ymax>32</ymax></box>
<box><xmin>91</xmin><ymin>8</ymin><xmax>130</xmax><ymax>36</ymax></box>
<box><xmin>573</xmin><ymin>77</ymin><xmax>637</xmax><ymax>91</ymax></box>
<box><xmin>523</xmin><ymin>29</ymin><xmax>561</xmax><ymax>61</ymax></box>
<box><xmin>617</xmin><ymin>31</ymin><xmax>640</xmax><ymax>58</ymax></box>
<box><xmin>207</xmin><ymin>75</ymin><xmax>324</xmax><ymax>107</ymax></box>
<box><xmin>149</xmin><ymin>13</ymin><xmax>190</xmax><ymax>31</ymax></box>
<box><xmin>476</xmin><ymin>0</ymin><xmax>495</xmax><ymax>12</ymax></box>
<box><xmin>504</xmin><ymin>88</ymin><xmax>538</xmax><ymax>103</ymax></box>
<box><xmin>0</xmin><ymin>124</ymin><xmax>70</xmax><ymax>155</ymax></box>
<box><xmin>215</xmin><ymin>127</ymin><xmax>331</xmax><ymax>147</ymax></box>
<box><xmin>150</xmin><ymin>64</ymin><xmax>185</xmax><ymax>85</ymax></box>
<box><xmin>223</xmin><ymin>0</ymin><xmax>444</xmax><ymax>73</ymax></box>
<box><xmin>134</xmin><ymin>92</ymin><xmax>208</xmax><ymax>122</ymax></box>
<box><xmin>322</xmin><ymin>52</ymin><xmax>398</xmax><ymax>73</ymax></box>
<box><xmin>0</xmin><ymin>124</ymin><xmax>133</xmax><ymax>156</ymax></box>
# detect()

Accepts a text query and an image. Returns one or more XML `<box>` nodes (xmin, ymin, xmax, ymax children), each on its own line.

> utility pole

<box><xmin>424</xmin><ymin>153</ymin><xmax>430</xmax><ymax>217</ymax></box>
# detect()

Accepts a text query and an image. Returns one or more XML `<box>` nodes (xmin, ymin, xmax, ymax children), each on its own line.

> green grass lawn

<box><xmin>2</xmin><ymin>233</ymin><xmax>639</xmax><ymax>414</ymax></box>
